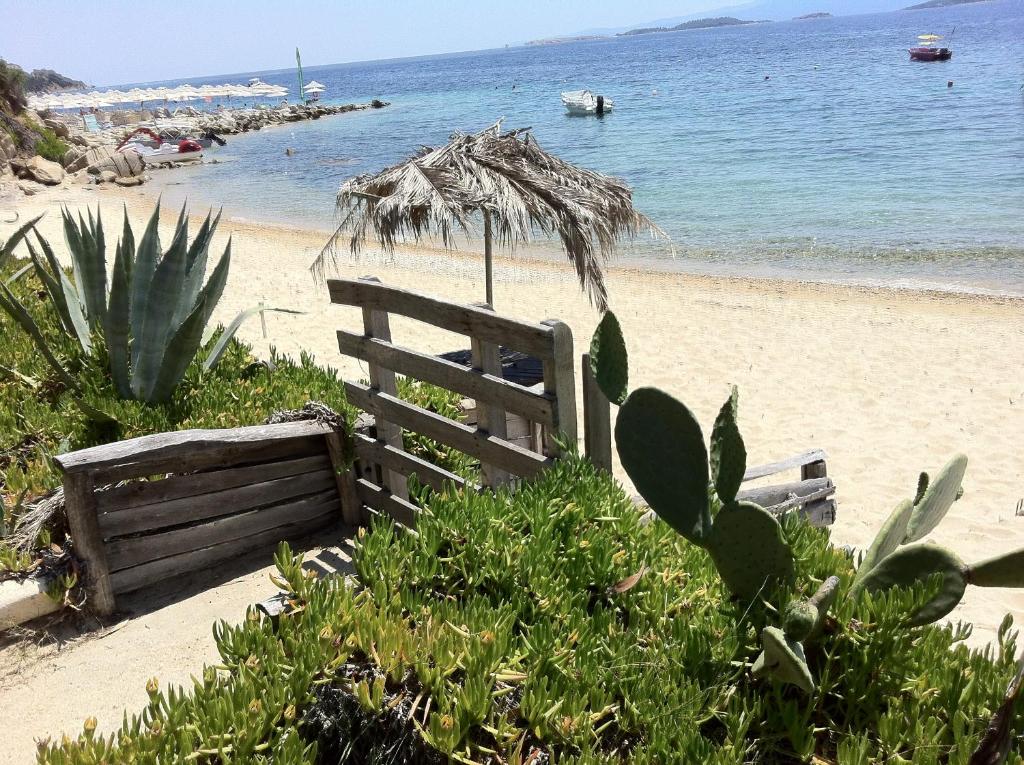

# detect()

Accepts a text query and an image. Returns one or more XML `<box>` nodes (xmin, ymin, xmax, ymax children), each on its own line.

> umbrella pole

<box><xmin>484</xmin><ymin>210</ymin><xmax>494</xmax><ymax>308</ymax></box>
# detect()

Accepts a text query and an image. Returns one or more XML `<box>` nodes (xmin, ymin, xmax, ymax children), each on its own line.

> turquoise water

<box><xmin>144</xmin><ymin>0</ymin><xmax>1024</xmax><ymax>293</ymax></box>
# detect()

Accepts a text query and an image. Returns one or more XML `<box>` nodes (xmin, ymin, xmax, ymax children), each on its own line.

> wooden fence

<box><xmin>329</xmin><ymin>276</ymin><xmax>577</xmax><ymax>526</ymax></box>
<box><xmin>55</xmin><ymin>420</ymin><xmax>352</xmax><ymax>615</ymax></box>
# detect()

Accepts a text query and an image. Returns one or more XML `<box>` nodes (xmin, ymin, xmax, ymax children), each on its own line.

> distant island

<box><xmin>618</xmin><ymin>17</ymin><xmax>767</xmax><ymax>37</ymax></box>
<box><xmin>525</xmin><ymin>35</ymin><xmax>607</xmax><ymax>46</ymax></box>
<box><xmin>794</xmin><ymin>12</ymin><xmax>833</xmax><ymax>19</ymax></box>
<box><xmin>904</xmin><ymin>0</ymin><xmax>989</xmax><ymax>8</ymax></box>
<box><xmin>23</xmin><ymin>67</ymin><xmax>86</xmax><ymax>94</ymax></box>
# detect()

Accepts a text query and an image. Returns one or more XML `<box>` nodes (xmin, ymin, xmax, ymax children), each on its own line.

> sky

<box><xmin>0</xmin><ymin>0</ymin><xmax>747</xmax><ymax>86</ymax></box>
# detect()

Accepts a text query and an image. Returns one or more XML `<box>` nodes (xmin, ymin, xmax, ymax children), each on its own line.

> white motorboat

<box><xmin>561</xmin><ymin>90</ymin><xmax>614</xmax><ymax>116</ymax></box>
<box><xmin>117</xmin><ymin>127</ymin><xmax>204</xmax><ymax>165</ymax></box>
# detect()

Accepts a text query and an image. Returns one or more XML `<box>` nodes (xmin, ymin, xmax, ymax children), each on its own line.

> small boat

<box><xmin>910</xmin><ymin>33</ymin><xmax>952</xmax><ymax>61</ymax></box>
<box><xmin>117</xmin><ymin>128</ymin><xmax>203</xmax><ymax>165</ymax></box>
<box><xmin>561</xmin><ymin>90</ymin><xmax>613</xmax><ymax>116</ymax></box>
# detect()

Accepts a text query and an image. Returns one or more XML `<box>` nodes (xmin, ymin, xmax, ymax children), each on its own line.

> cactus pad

<box><xmin>903</xmin><ymin>454</ymin><xmax>968</xmax><ymax>543</ymax></box>
<box><xmin>589</xmin><ymin>311</ymin><xmax>629</xmax><ymax>405</ymax></box>
<box><xmin>857</xmin><ymin>543</ymin><xmax>967</xmax><ymax>627</ymax></box>
<box><xmin>752</xmin><ymin>626</ymin><xmax>815</xmax><ymax>693</ymax></box>
<box><xmin>782</xmin><ymin>600</ymin><xmax>818</xmax><ymax>642</ymax></box>
<box><xmin>710</xmin><ymin>386</ymin><xmax>746</xmax><ymax>505</ymax></box>
<box><xmin>615</xmin><ymin>387</ymin><xmax>712</xmax><ymax>544</ymax></box>
<box><xmin>853</xmin><ymin>499</ymin><xmax>915</xmax><ymax>585</ymax></box>
<box><xmin>706</xmin><ymin>501</ymin><xmax>794</xmax><ymax>598</ymax></box>
<box><xmin>967</xmin><ymin>549</ymin><xmax>1024</xmax><ymax>588</ymax></box>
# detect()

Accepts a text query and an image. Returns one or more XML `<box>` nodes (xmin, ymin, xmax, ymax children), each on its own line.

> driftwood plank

<box><xmin>327</xmin><ymin>278</ymin><xmax>556</xmax><ymax>360</ymax></box>
<box><xmin>541</xmin><ymin>319</ymin><xmax>577</xmax><ymax>456</ymax></box>
<box><xmin>736</xmin><ymin>477</ymin><xmax>834</xmax><ymax>509</ymax></box>
<box><xmin>336</xmin><ymin>331</ymin><xmax>555</xmax><ymax>426</ymax></box>
<box><xmin>96</xmin><ymin>454</ymin><xmax>331</xmax><ymax>514</ymax></box>
<box><xmin>355</xmin><ymin>478</ymin><xmax>418</xmax><ymax>527</ymax></box>
<box><xmin>353</xmin><ymin>432</ymin><xmax>471</xmax><ymax>493</ymax></box>
<box><xmin>743</xmin><ymin>449</ymin><xmax>828</xmax><ymax>482</ymax></box>
<box><xmin>324</xmin><ymin>431</ymin><xmax>362</xmax><ymax>526</ymax></box>
<box><xmin>109</xmin><ymin>508</ymin><xmax>337</xmax><ymax>594</ymax></box>
<box><xmin>63</xmin><ymin>473</ymin><xmax>116</xmax><ymax>614</ymax></box>
<box><xmin>56</xmin><ymin>421</ymin><xmax>333</xmax><ymax>482</ymax></box>
<box><xmin>105</xmin><ymin>490</ymin><xmax>339</xmax><ymax>572</ymax></box>
<box><xmin>98</xmin><ymin>469</ymin><xmax>337</xmax><ymax>538</ymax></box>
<box><xmin>346</xmin><ymin>381</ymin><xmax>553</xmax><ymax>479</ymax></box>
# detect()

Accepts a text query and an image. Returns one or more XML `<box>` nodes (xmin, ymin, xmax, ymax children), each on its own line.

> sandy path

<box><xmin>2</xmin><ymin>180</ymin><xmax>1023</xmax><ymax>759</ymax></box>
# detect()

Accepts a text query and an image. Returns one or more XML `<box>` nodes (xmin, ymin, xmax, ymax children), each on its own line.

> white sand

<box><xmin>1</xmin><ymin>179</ymin><xmax>1023</xmax><ymax>760</ymax></box>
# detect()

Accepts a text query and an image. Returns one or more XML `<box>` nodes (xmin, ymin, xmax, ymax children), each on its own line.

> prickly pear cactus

<box><xmin>903</xmin><ymin>454</ymin><xmax>968</xmax><ymax>543</ymax></box>
<box><xmin>710</xmin><ymin>386</ymin><xmax>746</xmax><ymax>506</ymax></box>
<box><xmin>853</xmin><ymin>498</ymin><xmax>914</xmax><ymax>586</ymax></box>
<box><xmin>706</xmin><ymin>501</ymin><xmax>794</xmax><ymax>599</ymax></box>
<box><xmin>589</xmin><ymin>310</ymin><xmax>629</xmax><ymax>405</ymax></box>
<box><xmin>782</xmin><ymin>600</ymin><xmax>818</xmax><ymax>642</ymax></box>
<box><xmin>615</xmin><ymin>387</ymin><xmax>712</xmax><ymax>544</ymax></box>
<box><xmin>752</xmin><ymin>626</ymin><xmax>815</xmax><ymax>694</ymax></box>
<box><xmin>856</xmin><ymin>543</ymin><xmax>967</xmax><ymax>627</ymax></box>
<box><xmin>967</xmin><ymin>549</ymin><xmax>1024</xmax><ymax>588</ymax></box>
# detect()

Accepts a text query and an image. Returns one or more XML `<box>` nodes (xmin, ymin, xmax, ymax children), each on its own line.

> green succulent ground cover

<box><xmin>40</xmin><ymin>456</ymin><xmax>1024</xmax><ymax>764</ymax></box>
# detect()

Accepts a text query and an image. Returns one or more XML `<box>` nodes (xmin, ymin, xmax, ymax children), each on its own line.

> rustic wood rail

<box><xmin>330</xmin><ymin>276</ymin><xmax>577</xmax><ymax>527</ymax></box>
<box><xmin>55</xmin><ymin>420</ymin><xmax>351</xmax><ymax>615</ymax></box>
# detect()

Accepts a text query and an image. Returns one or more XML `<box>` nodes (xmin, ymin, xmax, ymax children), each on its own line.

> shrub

<box><xmin>33</xmin><ymin>128</ymin><xmax>67</xmax><ymax>163</ymax></box>
<box><xmin>0</xmin><ymin>58</ymin><xmax>27</xmax><ymax>114</ymax></box>
<box><xmin>37</xmin><ymin>457</ymin><xmax>1024</xmax><ymax>763</ymax></box>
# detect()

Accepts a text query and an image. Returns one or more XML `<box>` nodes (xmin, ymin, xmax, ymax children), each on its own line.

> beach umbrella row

<box><xmin>26</xmin><ymin>82</ymin><xmax>290</xmax><ymax>111</ymax></box>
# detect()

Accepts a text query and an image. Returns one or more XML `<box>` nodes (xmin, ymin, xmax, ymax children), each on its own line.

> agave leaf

<box><xmin>73</xmin><ymin>397</ymin><xmax>120</xmax><ymax>425</ymax></box>
<box><xmin>196</xmin><ymin>239</ymin><xmax>232</xmax><ymax>328</ymax></box>
<box><xmin>119</xmin><ymin>204</ymin><xmax>135</xmax><ymax>284</ymax></box>
<box><xmin>4</xmin><ymin>263</ymin><xmax>33</xmax><ymax>284</ymax></box>
<box><xmin>0</xmin><ymin>281</ymin><xmax>79</xmax><ymax>391</ymax></box>
<box><xmin>130</xmin><ymin>201</ymin><xmax>162</xmax><ymax>370</ymax></box>
<box><xmin>0</xmin><ymin>213</ymin><xmax>44</xmax><ymax>268</ymax></box>
<box><xmin>105</xmin><ymin>236</ymin><xmax>132</xmax><ymax>398</ymax></box>
<box><xmin>147</xmin><ymin>295</ymin><xmax>213</xmax><ymax>403</ymax></box>
<box><xmin>203</xmin><ymin>305</ymin><xmax>302</xmax><ymax>371</ymax></box>
<box><xmin>132</xmin><ymin>213</ymin><xmax>192</xmax><ymax>400</ymax></box>
<box><xmin>26</xmin><ymin>238</ymin><xmax>92</xmax><ymax>354</ymax></box>
<box><xmin>64</xmin><ymin>207</ymin><xmax>108</xmax><ymax>328</ymax></box>
<box><xmin>710</xmin><ymin>386</ymin><xmax>746</xmax><ymax>505</ymax></box>
<box><xmin>174</xmin><ymin>209</ymin><xmax>221</xmax><ymax>328</ymax></box>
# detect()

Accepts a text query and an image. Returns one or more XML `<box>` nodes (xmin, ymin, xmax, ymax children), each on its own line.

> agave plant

<box><xmin>1</xmin><ymin>202</ymin><xmax>294</xmax><ymax>404</ymax></box>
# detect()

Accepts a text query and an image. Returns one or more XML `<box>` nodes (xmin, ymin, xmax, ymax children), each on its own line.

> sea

<box><xmin>133</xmin><ymin>0</ymin><xmax>1024</xmax><ymax>295</ymax></box>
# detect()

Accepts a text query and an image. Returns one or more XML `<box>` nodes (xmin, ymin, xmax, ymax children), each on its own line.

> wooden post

<box><xmin>801</xmin><ymin>460</ymin><xmax>828</xmax><ymax>481</ymax></box>
<box><xmin>483</xmin><ymin>211</ymin><xmax>494</xmax><ymax>308</ymax></box>
<box><xmin>324</xmin><ymin>431</ymin><xmax>362</xmax><ymax>525</ymax></box>
<box><xmin>540</xmin><ymin>319</ymin><xmax>577</xmax><ymax>457</ymax></box>
<box><xmin>63</xmin><ymin>473</ymin><xmax>116</xmax><ymax>615</ymax></box>
<box><xmin>581</xmin><ymin>352</ymin><xmax>612</xmax><ymax>472</ymax></box>
<box><xmin>359</xmin><ymin>276</ymin><xmax>409</xmax><ymax>503</ymax></box>
<box><xmin>471</xmin><ymin>303</ymin><xmax>510</xmax><ymax>486</ymax></box>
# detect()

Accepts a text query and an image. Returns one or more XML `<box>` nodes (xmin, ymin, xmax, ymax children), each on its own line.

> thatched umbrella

<box><xmin>313</xmin><ymin>122</ymin><xmax>658</xmax><ymax>310</ymax></box>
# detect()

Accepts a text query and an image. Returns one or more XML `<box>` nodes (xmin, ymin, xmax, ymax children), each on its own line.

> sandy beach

<box><xmin>2</xmin><ymin>178</ymin><xmax>1023</xmax><ymax>760</ymax></box>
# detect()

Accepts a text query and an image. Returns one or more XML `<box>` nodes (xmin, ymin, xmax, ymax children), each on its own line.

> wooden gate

<box><xmin>329</xmin><ymin>277</ymin><xmax>577</xmax><ymax>526</ymax></box>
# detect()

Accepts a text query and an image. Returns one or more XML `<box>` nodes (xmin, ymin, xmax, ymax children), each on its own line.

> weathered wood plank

<box><xmin>541</xmin><ymin>319</ymin><xmax>577</xmax><ymax>456</ymax></box>
<box><xmin>736</xmin><ymin>477</ymin><xmax>834</xmax><ymax>509</ymax></box>
<box><xmin>359</xmin><ymin>276</ymin><xmax>409</xmax><ymax>503</ymax></box>
<box><xmin>353</xmin><ymin>432</ymin><xmax>472</xmax><ymax>493</ymax></box>
<box><xmin>327</xmin><ymin>278</ymin><xmax>556</xmax><ymax>360</ymax></box>
<box><xmin>743</xmin><ymin>449</ymin><xmax>828</xmax><ymax>482</ymax></box>
<box><xmin>346</xmin><ymin>381</ymin><xmax>553</xmax><ymax>479</ymax></box>
<box><xmin>355</xmin><ymin>478</ymin><xmax>418</xmax><ymax>527</ymax></box>
<box><xmin>56</xmin><ymin>420</ymin><xmax>333</xmax><ymax>482</ymax></box>
<box><xmin>471</xmin><ymin>303</ymin><xmax>511</xmax><ymax>487</ymax></box>
<box><xmin>581</xmin><ymin>353</ymin><xmax>612</xmax><ymax>472</ymax></box>
<box><xmin>801</xmin><ymin>460</ymin><xmax>828</xmax><ymax>481</ymax></box>
<box><xmin>336</xmin><ymin>331</ymin><xmax>555</xmax><ymax>426</ymax></box>
<box><xmin>98</xmin><ymin>469</ymin><xmax>337</xmax><ymax>538</ymax></box>
<box><xmin>96</xmin><ymin>454</ymin><xmax>331</xmax><ymax>514</ymax></box>
<box><xmin>106</xmin><ymin>490</ymin><xmax>339</xmax><ymax>572</ymax></box>
<box><xmin>109</xmin><ymin>508</ymin><xmax>337</xmax><ymax>595</ymax></box>
<box><xmin>62</xmin><ymin>473</ymin><xmax>116</xmax><ymax>615</ymax></box>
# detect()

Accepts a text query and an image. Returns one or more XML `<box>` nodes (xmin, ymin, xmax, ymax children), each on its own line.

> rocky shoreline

<box><xmin>1</xmin><ymin>100</ymin><xmax>389</xmax><ymax>196</ymax></box>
